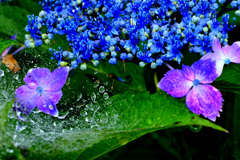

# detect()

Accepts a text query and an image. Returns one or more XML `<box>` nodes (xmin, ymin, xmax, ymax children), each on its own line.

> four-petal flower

<box><xmin>15</xmin><ymin>67</ymin><xmax>69</xmax><ymax>118</ymax></box>
<box><xmin>158</xmin><ymin>59</ymin><xmax>224</xmax><ymax>121</ymax></box>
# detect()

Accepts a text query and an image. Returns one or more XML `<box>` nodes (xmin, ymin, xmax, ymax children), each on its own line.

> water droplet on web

<box><xmin>189</xmin><ymin>125</ymin><xmax>202</xmax><ymax>132</ymax></box>
<box><xmin>13</xmin><ymin>74</ymin><xmax>19</xmax><ymax>80</ymax></box>
<box><xmin>91</xmin><ymin>92</ymin><xmax>96</xmax><ymax>103</ymax></box>
<box><xmin>0</xmin><ymin>69</ymin><xmax>5</xmax><ymax>76</ymax></box>
<box><xmin>93</xmin><ymin>81</ymin><xmax>99</xmax><ymax>88</ymax></box>
<box><xmin>80</xmin><ymin>110</ymin><xmax>87</xmax><ymax>116</ymax></box>
<box><xmin>86</xmin><ymin>103</ymin><xmax>95</xmax><ymax>111</ymax></box>
<box><xmin>103</xmin><ymin>81</ymin><xmax>108</xmax><ymax>85</ymax></box>
<box><xmin>32</xmin><ymin>108</ymin><xmax>42</xmax><ymax>113</ymax></box>
<box><xmin>103</xmin><ymin>92</ymin><xmax>109</xmax><ymax>100</ymax></box>
<box><xmin>94</xmin><ymin>69</ymin><xmax>98</xmax><ymax>74</ymax></box>
<box><xmin>76</xmin><ymin>93</ymin><xmax>82</xmax><ymax>101</ymax></box>
<box><xmin>6</xmin><ymin>149</ymin><xmax>14</xmax><ymax>153</ymax></box>
<box><xmin>58</xmin><ymin>110</ymin><xmax>69</xmax><ymax>119</ymax></box>
<box><xmin>99</xmin><ymin>112</ymin><xmax>108</xmax><ymax>123</ymax></box>
<box><xmin>99</xmin><ymin>86</ymin><xmax>105</xmax><ymax>93</ymax></box>
<box><xmin>16</xmin><ymin>121</ymin><xmax>27</xmax><ymax>132</ymax></box>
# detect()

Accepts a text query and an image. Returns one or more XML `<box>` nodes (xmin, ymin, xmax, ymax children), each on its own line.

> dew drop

<box><xmin>94</xmin><ymin>69</ymin><xmax>98</xmax><ymax>74</ymax></box>
<box><xmin>58</xmin><ymin>110</ymin><xmax>69</xmax><ymax>119</ymax></box>
<box><xmin>189</xmin><ymin>125</ymin><xmax>202</xmax><ymax>132</ymax></box>
<box><xmin>16</xmin><ymin>121</ymin><xmax>27</xmax><ymax>132</ymax></box>
<box><xmin>103</xmin><ymin>81</ymin><xmax>108</xmax><ymax>85</ymax></box>
<box><xmin>91</xmin><ymin>92</ymin><xmax>96</xmax><ymax>103</ymax></box>
<box><xmin>0</xmin><ymin>69</ymin><xmax>5</xmax><ymax>77</ymax></box>
<box><xmin>118</xmin><ymin>136</ymin><xmax>130</xmax><ymax>145</ymax></box>
<box><xmin>80</xmin><ymin>110</ymin><xmax>87</xmax><ymax>116</ymax></box>
<box><xmin>6</xmin><ymin>149</ymin><xmax>14</xmax><ymax>153</ymax></box>
<box><xmin>103</xmin><ymin>92</ymin><xmax>109</xmax><ymax>100</ymax></box>
<box><xmin>93</xmin><ymin>81</ymin><xmax>99</xmax><ymax>88</ymax></box>
<box><xmin>145</xmin><ymin>118</ymin><xmax>152</xmax><ymax>125</ymax></box>
<box><xmin>99</xmin><ymin>86</ymin><xmax>105</xmax><ymax>93</ymax></box>
<box><xmin>76</xmin><ymin>93</ymin><xmax>82</xmax><ymax>101</ymax></box>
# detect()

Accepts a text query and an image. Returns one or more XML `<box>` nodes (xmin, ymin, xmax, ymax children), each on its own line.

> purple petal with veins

<box><xmin>186</xmin><ymin>84</ymin><xmax>223</xmax><ymax>121</ymax></box>
<box><xmin>44</xmin><ymin>67</ymin><xmax>69</xmax><ymax>92</ymax></box>
<box><xmin>182</xmin><ymin>65</ymin><xmax>195</xmax><ymax>81</ymax></box>
<box><xmin>191</xmin><ymin>59</ymin><xmax>218</xmax><ymax>84</ymax></box>
<box><xmin>157</xmin><ymin>69</ymin><xmax>193</xmax><ymax>98</ymax></box>
<box><xmin>24</xmin><ymin>68</ymin><xmax>51</xmax><ymax>89</ymax></box>
<box><xmin>36</xmin><ymin>95</ymin><xmax>59</xmax><ymax>117</ymax></box>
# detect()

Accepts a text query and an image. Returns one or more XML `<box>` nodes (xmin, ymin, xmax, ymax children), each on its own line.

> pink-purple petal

<box><xmin>157</xmin><ymin>69</ymin><xmax>193</xmax><ymax>98</ymax></box>
<box><xmin>222</xmin><ymin>43</ymin><xmax>240</xmax><ymax>63</ymax></box>
<box><xmin>44</xmin><ymin>67</ymin><xmax>69</xmax><ymax>92</ymax></box>
<box><xmin>24</xmin><ymin>68</ymin><xmax>51</xmax><ymax>89</ymax></box>
<box><xmin>1</xmin><ymin>34</ymin><xmax>17</xmax><ymax>58</ymax></box>
<box><xmin>191</xmin><ymin>59</ymin><xmax>218</xmax><ymax>84</ymax></box>
<box><xmin>186</xmin><ymin>84</ymin><xmax>223</xmax><ymax>121</ymax></box>
<box><xmin>182</xmin><ymin>65</ymin><xmax>195</xmax><ymax>81</ymax></box>
<box><xmin>212</xmin><ymin>37</ymin><xmax>224</xmax><ymax>55</ymax></box>
<box><xmin>36</xmin><ymin>95</ymin><xmax>59</xmax><ymax>117</ymax></box>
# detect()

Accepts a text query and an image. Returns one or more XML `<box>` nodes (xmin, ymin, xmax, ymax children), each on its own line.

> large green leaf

<box><xmin>0</xmin><ymin>91</ymin><xmax>228</xmax><ymax>159</ymax></box>
<box><xmin>213</xmin><ymin>63</ymin><xmax>240</xmax><ymax>93</ymax></box>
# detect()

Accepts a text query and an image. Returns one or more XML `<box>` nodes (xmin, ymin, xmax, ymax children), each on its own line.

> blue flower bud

<box><xmin>92</xmin><ymin>53</ymin><xmax>99</xmax><ymax>60</ymax></box>
<box><xmin>71</xmin><ymin>61</ymin><xmax>78</xmax><ymax>68</ymax></box>
<box><xmin>109</xmin><ymin>57</ymin><xmax>117</xmax><ymax>65</ymax></box>
<box><xmin>68</xmin><ymin>52</ymin><xmax>74</xmax><ymax>59</ymax></box>
<box><xmin>63</xmin><ymin>51</ymin><xmax>69</xmax><ymax>57</ymax></box>
<box><xmin>100</xmin><ymin>52</ymin><xmax>106</xmax><ymax>59</ymax></box>
<box><xmin>156</xmin><ymin>59</ymin><xmax>163</xmax><ymax>66</ymax></box>
<box><xmin>128</xmin><ymin>53</ymin><xmax>133</xmax><ymax>60</ymax></box>
<box><xmin>35</xmin><ymin>39</ymin><xmax>43</xmax><ymax>46</ymax></box>
<box><xmin>120</xmin><ymin>53</ymin><xmax>128</xmax><ymax>60</ymax></box>
<box><xmin>48</xmin><ymin>33</ymin><xmax>54</xmax><ymax>40</ymax></box>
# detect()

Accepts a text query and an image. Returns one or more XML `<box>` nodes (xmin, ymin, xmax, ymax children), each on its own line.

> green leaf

<box><xmin>0</xmin><ymin>91</ymin><xmax>228</xmax><ymax>159</ymax></box>
<box><xmin>0</xmin><ymin>39</ymin><xmax>22</xmax><ymax>55</ymax></box>
<box><xmin>213</xmin><ymin>63</ymin><xmax>240</xmax><ymax>93</ymax></box>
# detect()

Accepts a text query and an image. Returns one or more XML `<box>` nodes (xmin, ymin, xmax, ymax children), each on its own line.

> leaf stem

<box><xmin>154</xmin><ymin>72</ymin><xmax>160</xmax><ymax>91</ymax></box>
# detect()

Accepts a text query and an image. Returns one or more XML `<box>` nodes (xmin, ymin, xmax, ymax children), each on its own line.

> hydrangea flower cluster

<box><xmin>24</xmin><ymin>0</ymin><xmax>237</xmax><ymax>69</ymax></box>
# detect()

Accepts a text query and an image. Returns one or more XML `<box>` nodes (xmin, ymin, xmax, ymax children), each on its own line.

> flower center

<box><xmin>193</xmin><ymin>79</ymin><xmax>200</xmax><ymax>86</ymax></box>
<box><xmin>224</xmin><ymin>58</ymin><xmax>231</xmax><ymax>65</ymax></box>
<box><xmin>36</xmin><ymin>86</ymin><xmax>43</xmax><ymax>93</ymax></box>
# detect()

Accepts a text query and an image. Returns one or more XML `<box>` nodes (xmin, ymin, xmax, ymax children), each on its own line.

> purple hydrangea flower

<box><xmin>158</xmin><ymin>59</ymin><xmax>224</xmax><ymax>121</ymax></box>
<box><xmin>14</xmin><ymin>67</ymin><xmax>69</xmax><ymax>118</ymax></box>
<box><xmin>201</xmin><ymin>37</ymin><xmax>240</xmax><ymax>76</ymax></box>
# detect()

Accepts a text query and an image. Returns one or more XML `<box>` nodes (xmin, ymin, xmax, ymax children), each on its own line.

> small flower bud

<box><xmin>151</xmin><ymin>62</ymin><xmax>157</xmax><ymax>69</ymax></box>
<box><xmin>139</xmin><ymin>62</ymin><xmax>146</xmax><ymax>67</ymax></box>
<box><xmin>60</xmin><ymin>61</ymin><xmax>68</xmax><ymax>67</ymax></box>
<box><xmin>41</xmin><ymin>33</ymin><xmax>48</xmax><ymax>39</ymax></box>
<box><xmin>80</xmin><ymin>63</ymin><xmax>87</xmax><ymax>70</ymax></box>
<box><xmin>44</xmin><ymin>39</ymin><xmax>50</xmax><ymax>44</ymax></box>
<box><xmin>25</xmin><ymin>34</ymin><xmax>31</xmax><ymax>40</ymax></box>
<box><xmin>29</xmin><ymin>42</ymin><xmax>35</xmax><ymax>48</ymax></box>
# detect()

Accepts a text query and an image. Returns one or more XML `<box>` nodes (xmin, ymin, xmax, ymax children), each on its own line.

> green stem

<box><xmin>154</xmin><ymin>72</ymin><xmax>160</xmax><ymax>91</ymax></box>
